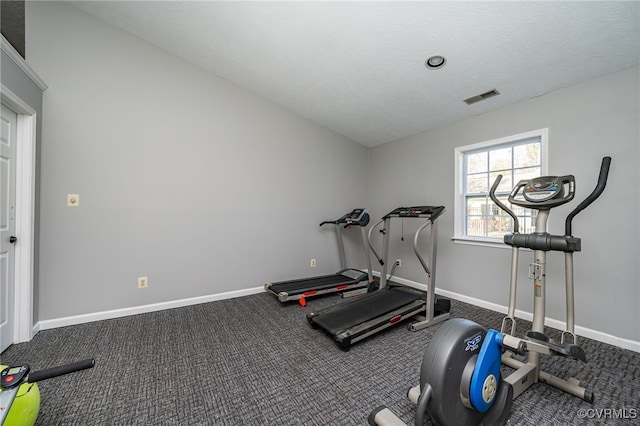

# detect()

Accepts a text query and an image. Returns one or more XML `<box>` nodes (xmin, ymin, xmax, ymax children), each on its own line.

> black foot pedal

<box><xmin>525</xmin><ymin>331</ymin><xmax>587</xmax><ymax>362</ymax></box>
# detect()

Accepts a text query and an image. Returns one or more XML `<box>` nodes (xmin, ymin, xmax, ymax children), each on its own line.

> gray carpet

<box><xmin>1</xmin><ymin>292</ymin><xmax>638</xmax><ymax>425</ymax></box>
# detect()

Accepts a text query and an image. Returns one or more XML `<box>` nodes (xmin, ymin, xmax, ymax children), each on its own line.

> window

<box><xmin>454</xmin><ymin>129</ymin><xmax>548</xmax><ymax>244</ymax></box>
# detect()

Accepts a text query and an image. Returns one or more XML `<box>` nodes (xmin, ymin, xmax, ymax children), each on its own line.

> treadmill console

<box><xmin>384</xmin><ymin>206</ymin><xmax>445</xmax><ymax>221</ymax></box>
<box><xmin>341</xmin><ymin>208</ymin><xmax>370</xmax><ymax>227</ymax></box>
<box><xmin>320</xmin><ymin>209</ymin><xmax>370</xmax><ymax>227</ymax></box>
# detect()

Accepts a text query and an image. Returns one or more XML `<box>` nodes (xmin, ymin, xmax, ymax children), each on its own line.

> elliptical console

<box><xmin>516</xmin><ymin>175</ymin><xmax>574</xmax><ymax>206</ymax></box>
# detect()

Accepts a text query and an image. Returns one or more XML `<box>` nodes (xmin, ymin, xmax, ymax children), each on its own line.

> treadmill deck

<box><xmin>265</xmin><ymin>269</ymin><xmax>369</xmax><ymax>302</ymax></box>
<box><xmin>308</xmin><ymin>287</ymin><xmax>423</xmax><ymax>335</ymax></box>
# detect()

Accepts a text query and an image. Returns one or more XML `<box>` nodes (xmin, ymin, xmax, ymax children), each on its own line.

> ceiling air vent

<box><xmin>464</xmin><ymin>89</ymin><xmax>500</xmax><ymax>105</ymax></box>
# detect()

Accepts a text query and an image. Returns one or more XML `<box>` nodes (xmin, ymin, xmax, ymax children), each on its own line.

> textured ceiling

<box><xmin>70</xmin><ymin>1</ymin><xmax>640</xmax><ymax>147</ymax></box>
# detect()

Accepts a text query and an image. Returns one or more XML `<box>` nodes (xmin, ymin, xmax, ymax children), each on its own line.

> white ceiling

<box><xmin>69</xmin><ymin>1</ymin><xmax>640</xmax><ymax>147</ymax></box>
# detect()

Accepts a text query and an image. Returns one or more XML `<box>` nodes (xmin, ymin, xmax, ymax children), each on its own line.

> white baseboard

<box><xmin>36</xmin><ymin>286</ymin><xmax>265</xmax><ymax>331</ymax></box>
<box><xmin>36</xmin><ymin>277</ymin><xmax>640</xmax><ymax>354</ymax></box>
<box><xmin>435</xmin><ymin>287</ymin><xmax>640</xmax><ymax>353</ymax></box>
<box><xmin>371</xmin><ymin>270</ymin><xmax>640</xmax><ymax>353</ymax></box>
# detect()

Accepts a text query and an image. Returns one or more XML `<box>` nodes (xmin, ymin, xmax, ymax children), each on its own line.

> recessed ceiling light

<box><xmin>425</xmin><ymin>55</ymin><xmax>446</xmax><ymax>70</ymax></box>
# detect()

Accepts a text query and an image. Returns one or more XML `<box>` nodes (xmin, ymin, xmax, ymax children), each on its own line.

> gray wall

<box><xmin>25</xmin><ymin>2</ymin><xmax>639</xmax><ymax>346</ymax></box>
<box><xmin>1</xmin><ymin>48</ymin><xmax>44</xmax><ymax>324</ymax></box>
<box><xmin>368</xmin><ymin>67</ymin><xmax>639</xmax><ymax>343</ymax></box>
<box><xmin>26</xmin><ymin>2</ymin><xmax>369</xmax><ymax>320</ymax></box>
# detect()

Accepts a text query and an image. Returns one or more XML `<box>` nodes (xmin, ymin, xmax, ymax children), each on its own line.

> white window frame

<box><xmin>453</xmin><ymin>129</ymin><xmax>548</xmax><ymax>247</ymax></box>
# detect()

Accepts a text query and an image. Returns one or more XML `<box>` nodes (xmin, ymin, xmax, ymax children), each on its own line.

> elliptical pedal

<box><xmin>524</xmin><ymin>331</ymin><xmax>587</xmax><ymax>362</ymax></box>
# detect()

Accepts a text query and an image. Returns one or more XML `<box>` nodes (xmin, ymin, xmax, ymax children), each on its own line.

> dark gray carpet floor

<box><xmin>1</xmin><ymin>292</ymin><xmax>639</xmax><ymax>425</ymax></box>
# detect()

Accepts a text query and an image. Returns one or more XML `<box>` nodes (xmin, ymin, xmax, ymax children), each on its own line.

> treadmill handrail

<box><xmin>414</xmin><ymin>221</ymin><xmax>433</xmax><ymax>277</ymax></box>
<box><xmin>367</xmin><ymin>218</ymin><xmax>385</xmax><ymax>266</ymax></box>
<box><xmin>319</xmin><ymin>213</ymin><xmax>349</xmax><ymax>227</ymax></box>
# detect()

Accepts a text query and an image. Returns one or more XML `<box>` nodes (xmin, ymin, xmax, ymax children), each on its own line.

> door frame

<box><xmin>1</xmin><ymin>84</ymin><xmax>36</xmax><ymax>344</ymax></box>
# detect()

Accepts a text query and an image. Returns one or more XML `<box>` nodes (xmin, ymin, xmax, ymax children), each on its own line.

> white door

<box><xmin>1</xmin><ymin>104</ymin><xmax>17</xmax><ymax>353</ymax></box>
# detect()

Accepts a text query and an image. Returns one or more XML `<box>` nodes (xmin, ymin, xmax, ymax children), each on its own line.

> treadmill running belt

<box><xmin>268</xmin><ymin>270</ymin><xmax>365</xmax><ymax>294</ymax></box>
<box><xmin>311</xmin><ymin>287</ymin><xmax>422</xmax><ymax>335</ymax></box>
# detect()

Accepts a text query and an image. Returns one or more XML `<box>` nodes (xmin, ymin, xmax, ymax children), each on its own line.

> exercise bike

<box><xmin>369</xmin><ymin>157</ymin><xmax>611</xmax><ymax>426</ymax></box>
<box><xmin>0</xmin><ymin>358</ymin><xmax>95</xmax><ymax>425</ymax></box>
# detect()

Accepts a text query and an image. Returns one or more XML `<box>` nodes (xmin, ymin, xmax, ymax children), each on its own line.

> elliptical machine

<box><xmin>369</xmin><ymin>157</ymin><xmax>611</xmax><ymax>426</ymax></box>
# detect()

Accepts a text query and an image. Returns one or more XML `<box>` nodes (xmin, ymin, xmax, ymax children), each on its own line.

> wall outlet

<box><xmin>67</xmin><ymin>194</ymin><xmax>80</xmax><ymax>207</ymax></box>
<box><xmin>310</xmin><ymin>259</ymin><xmax>317</xmax><ymax>268</ymax></box>
<box><xmin>396</xmin><ymin>259</ymin><xmax>402</xmax><ymax>267</ymax></box>
<box><xmin>137</xmin><ymin>276</ymin><xmax>148</xmax><ymax>288</ymax></box>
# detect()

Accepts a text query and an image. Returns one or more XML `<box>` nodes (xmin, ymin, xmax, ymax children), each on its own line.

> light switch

<box><xmin>67</xmin><ymin>194</ymin><xmax>80</xmax><ymax>207</ymax></box>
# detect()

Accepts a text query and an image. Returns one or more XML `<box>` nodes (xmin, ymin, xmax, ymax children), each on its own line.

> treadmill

<box><xmin>265</xmin><ymin>208</ymin><xmax>376</xmax><ymax>306</ymax></box>
<box><xmin>306</xmin><ymin>206</ymin><xmax>451</xmax><ymax>350</ymax></box>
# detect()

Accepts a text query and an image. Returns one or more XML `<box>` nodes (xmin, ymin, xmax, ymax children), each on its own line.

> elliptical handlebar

<box><xmin>490</xmin><ymin>157</ymin><xmax>611</xmax><ymax>237</ymax></box>
<box><xmin>564</xmin><ymin>156</ymin><xmax>611</xmax><ymax>236</ymax></box>
<box><xmin>489</xmin><ymin>175</ymin><xmax>520</xmax><ymax>234</ymax></box>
